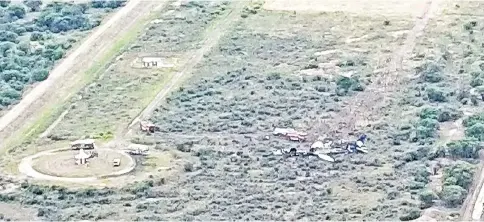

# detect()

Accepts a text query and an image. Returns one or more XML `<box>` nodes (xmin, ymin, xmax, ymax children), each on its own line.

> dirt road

<box><xmin>461</xmin><ymin>151</ymin><xmax>484</xmax><ymax>220</ymax></box>
<box><xmin>0</xmin><ymin>0</ymin><xmax>168</xmax><ymax>150</ymax></box>
<box><xmin>126</xmin><ymin>0</ymin><xmax>247</xmax><ymax>134</ymax></box>
<box><xmin>334</xmin><ymin>0</ymin><xmax>439</xmax><ymax>136</ymax></box>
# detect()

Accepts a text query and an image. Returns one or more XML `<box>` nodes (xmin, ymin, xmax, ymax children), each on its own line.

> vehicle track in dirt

<box><xmin>125</xmin><ymin>0</ymin><xmax>247</xmax><ymax>136</ymax></box>
<box><xmin>0</xmin><ymin>0</ymin><xmax>169</xmax><ymax>151</ymax></box>
<box><xmin>331</xmin><ymin>0</ymin><xmax>440</xmax><ymax>137</ymax></box>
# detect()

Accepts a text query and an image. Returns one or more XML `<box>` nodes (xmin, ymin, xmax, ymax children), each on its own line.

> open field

<box><xmin>264</xmin><ymin>0</ymin><xmax>427</xmax><ymax>17</ymax></box>
<box><xmin>2</xmin><ymin>0</ymin><xmax>484</xmax><ymax>221</ymax></box>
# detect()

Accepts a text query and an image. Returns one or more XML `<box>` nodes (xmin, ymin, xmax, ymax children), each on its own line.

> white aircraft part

<box><xmin>356</xmin><ymin>140</ymin><xmax>364</xmax><ymax>147</ymax></box>
<box><xmin>316</xmin><ymin>153</ymin><xmax>335</xmax><ymax>162</ymax></box>
<box><xmin>356</xmin><ymin>147</ymin><xmax>368</xmax><ymax>153</ymax></box>
<box><xmin>273</xmin><ymin>128</ymin><xmax>296</xmax><ymax>135</ymax></box>
<box><xmin>311</xmin><ymin>141</ymin><xmax>325</xmax><ymax>149</ymax></box>
<box><xmin>273</xmin><ymin>149</ymin><xmax>283</xmax><ymax>155</ymax></box>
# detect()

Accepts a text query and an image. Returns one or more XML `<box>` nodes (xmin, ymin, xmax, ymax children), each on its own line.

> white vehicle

<box><xmin>113</xmin><ymin>159</ymin><xmax>121</xmax><ymax>167</ymax></box>
<box><xmin>70</xmin><ymin>139</ymin><xmax>95</xmax><ymax>150</ymax></box>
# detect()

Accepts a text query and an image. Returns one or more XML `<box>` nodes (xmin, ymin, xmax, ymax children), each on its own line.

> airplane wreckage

<box><xmin>272</xmin><ymin>128</ymin><xmax>368</xmax><ymax>162</ymax></box>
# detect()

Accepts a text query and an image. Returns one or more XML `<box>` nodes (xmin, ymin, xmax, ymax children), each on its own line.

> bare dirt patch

<box><xmin>438</xmin><ymin>119</ymin><xmax>465</xmax><ymax>145</ymax></box>
<box><xmin>31</xmin><ymin>149</ymin><xmax>132</xmax><ymax>178</ymax></box>
<box><xmin>0</xmin><ymin>203</ymin><xmax>37</xmax><ymax>221</ymax></box>
<box><xmin>263</xmin><ymin>0</ymin><xmax>427</xmax><ymax>17</ymax></box>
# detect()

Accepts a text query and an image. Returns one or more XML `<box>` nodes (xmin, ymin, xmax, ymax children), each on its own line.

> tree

<box><xmin>440</xmin><ymin>185</ymin><xmax>467</xmax><ymax>207</ymax></box>
<box><xmin>23</xmin><ymin>0</ymin><xmax>41</xmax><ymax>12</ymax></box>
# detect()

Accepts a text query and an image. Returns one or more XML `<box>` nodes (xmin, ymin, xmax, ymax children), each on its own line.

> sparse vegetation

<box><xmin>4</xmin><ymin>0</ymin><xmax>484</xmax><ymax>221</ymax></box>
<box><xmin>0</xmin><ymin>1</ymin><xmax>124</xmax><ymax>111</ymax></box>
<box><xmin>419</xmin><ymin>189</ymin><xmax>438</xmax><ymax>208</ymax></box>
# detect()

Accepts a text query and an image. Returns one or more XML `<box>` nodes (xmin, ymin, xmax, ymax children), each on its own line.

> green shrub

<box><xmin>418</xmin><ymin>61</ymin><xmax>443</xmax><ymax>83</ymax></box>
<box><xmin>426</xmin><ymin>87</ymin><xmax>447</xmax><ymax>102</ymax></box>
<box><xmin>23</xmin><ymin>0</ymin><xmax>42</xmax><ymax>12</ymax></box>
<box><xmin>440</xmin><ymin>185</ymin><xmax>467</xmax><ymax>207</ymax></box>
<box><xmin>415</xmin><ymin>118</ymin><xmax>439</xmax><ymax>140</ymax></box>
<box><xmin>419</xmin><ymin>107</ymin><xmax>439</xmax><ymax>119</ymax></box>
<box><xmin>414</xmin><ymin>166</ymin><xmax>430</xmax><ymax>183</ymax></box>
<box><xmin>336</xmin><ymin>76</ymin><xmax>364</xmax><ymax>94</ymax></box>
<box><xmin>7</xmin><ymin>4</ymin><xmax>26</xmax><ymax>19</ymax></box>
<box><xmin>0</xmin><ymin>0</ymin><xmax>10</xmax><ymax>7</ymax></box>
<box><xmin>470</xmin><ymin>77</ymin><xmax>483</xmax><ymax>87</ymax></box>
<box><xmin>0</xmin><ymin>30</ymin><xmax>17</xmax><ymax>42</ymax></box>
<box><xmin>32</xmin><ymin>69</ymin><xmax>49</xmax><ymax>81</ymax></box>
<box><xmin>91</xmin><ymin>0</ymin><xmax>126</xmax><ymax>9</ymax></box>
<box><xmin>403</xmin><ymin>146</ymin><xmax>431</xmax><ymax>162</ymax></box>
<box><xmin>446</xmin><ymin>138</ymin><xmax>481</xmax><ymax>158</ymax></box>
<box><xmin>36</xmin><ymin>2</ymin><xmax>92</xmax><ymax>33</ymax></box>
<box><xmin>418</xmin><ymin>106</ymin><xmax>462</xmax><ymax>122</ymax></box>
<box><xmin>466</xmin><ymin>123</ymin><xmax>484</xmax><ymax>141</ymax></box>
<box><xmin>463</xmin><ymin>113</ymin><xmax>484</xmax><ymax>127</ymax></box>
<box><xmin>123</xmin><ymin>180</ymin><xmax>154</xmax><ymax>195</ymax></box>
<box><xmin>399</xmin><ymin>208</ymin><xmax>421</xmax><ymax>221</ymax></box>
<box><xmin>30</xmin><ymin>31</ymin><xmax>44</xmax><ymax>41</ymax></box>
<box><xmin>437</xmin><ymin>108</ymin><xmax>462</xmax><ymax>122</ymax></box>
<box><xmin>443</xmin><ymin>162</ymin><xmax>475</xmax><ymax>189</ymax></box>
<box><xmin>419</xmin><ymin>189</ymin><xmax>438</xmax><ymax>208</ymax></box>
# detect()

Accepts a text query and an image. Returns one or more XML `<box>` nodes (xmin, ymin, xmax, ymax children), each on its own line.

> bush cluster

<box><xmin>0</xmin><ymin>1</ymin><xmax>124</xmax><ymax>109</ymax></box>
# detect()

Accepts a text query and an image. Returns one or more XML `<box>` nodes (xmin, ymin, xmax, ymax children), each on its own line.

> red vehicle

<box><xmin>140</xmin><ymin>121</ymin><xmax>159</xmax><ymax>133</ymax></box>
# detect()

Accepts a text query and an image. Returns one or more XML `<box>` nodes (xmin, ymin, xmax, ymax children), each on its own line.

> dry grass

<box><xmin>0</xmin><ymin>203</ymin><xmax>37</xmax><ymax>221</ymax></box>
<box><xmin>263</xmin><ymin>0</ymin><xmax>427</xmax><ymax>17</ymax></box>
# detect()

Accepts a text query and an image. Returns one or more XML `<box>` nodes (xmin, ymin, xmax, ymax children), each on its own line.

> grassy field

<box><xmin>143</xmin><ymin>5</ymin><xmax>421</xmax><ymax>221</ymax></box>
<box><xmin>4</xmin><ymin>0</ymin><xmax>484</xmax><ymax>221</ymax></box>
<box><xmin>45</xmin><ymin>1</ymin><xmax>234</xmax><ymax>141</ymax></box>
